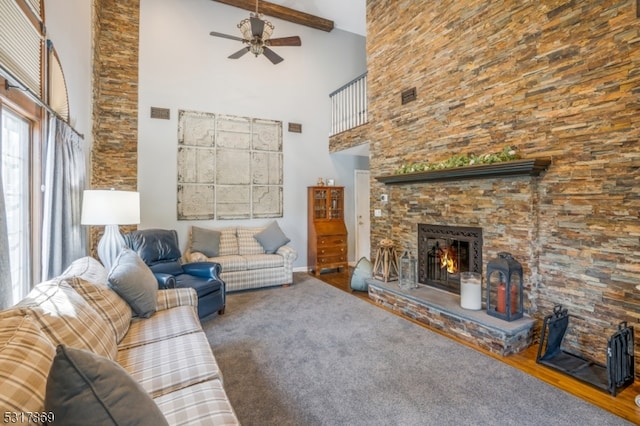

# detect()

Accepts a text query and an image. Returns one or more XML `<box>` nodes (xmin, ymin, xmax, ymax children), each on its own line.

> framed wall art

<box><xmin>177</xmin><ymin>110</ymin><xmax>283</xmax><ymax>220</ymax></box>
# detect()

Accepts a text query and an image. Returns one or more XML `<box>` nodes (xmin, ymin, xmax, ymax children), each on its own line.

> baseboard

<box><xmin>294</xmin><ymin>265</ymin><xmax>354</xmax><ymax>273</ymax></box>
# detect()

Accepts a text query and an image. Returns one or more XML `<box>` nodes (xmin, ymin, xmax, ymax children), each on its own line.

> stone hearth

<box><xmin>367</xmin><ymin>279</ymin><xmax>535</xmax><ymax>356</ymax></box>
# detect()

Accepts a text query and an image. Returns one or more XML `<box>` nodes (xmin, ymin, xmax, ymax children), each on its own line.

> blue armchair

<box><xmin>123</xmin><ymin>229</ymin><xmax>225</xmax><ymax>319</ymax></box>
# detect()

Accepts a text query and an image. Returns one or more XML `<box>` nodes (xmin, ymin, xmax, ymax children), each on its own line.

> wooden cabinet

<box><xmin>308</xmin><ymin>186</ymin><xmax>348</xmax><ymax>276</ymax></box>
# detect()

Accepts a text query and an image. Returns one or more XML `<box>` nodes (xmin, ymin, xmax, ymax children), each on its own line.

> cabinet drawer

<box><xmin>317</xmin><ymin>236</ymin><xmax>347</xmax><ymax>247</ymax></box>
<box><xmin>318</xmin><ymin>245</ymin><xmax>346</xmax><ymax>256</ymax></box>
<box><xmin>318</xmin><ymin>254</ymin><xmax>347</xmax><ymax>265</ymax></box>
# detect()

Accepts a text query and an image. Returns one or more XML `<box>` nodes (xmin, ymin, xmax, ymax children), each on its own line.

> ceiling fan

<box><xmin>209</xmin><ymin>0</ymin><xmax>301</xmax><ymax>65</ymax></box>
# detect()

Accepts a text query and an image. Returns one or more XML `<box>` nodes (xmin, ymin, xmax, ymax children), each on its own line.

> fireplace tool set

<box><xmin>536</xmin><ymin>304</ymin><xmax>635</xmax><ymax>396</ymax></box>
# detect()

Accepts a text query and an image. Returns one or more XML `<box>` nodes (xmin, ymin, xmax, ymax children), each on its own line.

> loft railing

<box><xmin>329</xmin><ymin>72</ymin><xmax>367</xmax><ymax>136</ymax></box>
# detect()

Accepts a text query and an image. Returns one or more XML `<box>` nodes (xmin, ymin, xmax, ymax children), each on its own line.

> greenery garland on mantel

<box><xmin>376</xmin><ymin>154</ymin><xmax>551</xmax><ymax>186</ymax></box>
<box><xmin>394</xmin><ymin>146</ymin><xmax>519</xmax><ymax>175</ymax></box>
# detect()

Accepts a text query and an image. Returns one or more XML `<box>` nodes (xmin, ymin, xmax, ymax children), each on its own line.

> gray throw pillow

<box><xmin>107</xmin><ymin>248</ymin><xmax>157</xmax><ymax>318</ymax></box>
<box><xmin>191</xmin><ymin>226</ymin><xmax>221</xmax><ymax>257</ymax></box>
<box><xmin>45</xmin><ymin>345</ymin><xmax>169</xmax><ymax>426</ymax></box>
<box><xmin>255</xmin><ymin>221</ymin><xmax>291</xmax><ymax>254</ymax></box>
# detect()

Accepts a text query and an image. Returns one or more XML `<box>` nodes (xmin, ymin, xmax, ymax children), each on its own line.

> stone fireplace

<box><xmin>366</xmin><ymin>190</ymin><xmax>536</xmax><ymax>356</ymax></box>
<box><xmin>368</xmin><ymin>223</ymin><xmax>535</xmax><ymax>356</ymax></box>
<box><xmin>417</xmin><ymin>224</ymin><xmax>483</xmax><ymax>294</ymax></box>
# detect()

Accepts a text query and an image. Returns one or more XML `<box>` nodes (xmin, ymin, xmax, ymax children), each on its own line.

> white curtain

<box><xmin>0</xmin><ymin>145</ymin><xmax>12</xmax><ymax>309</ymax></box>
<box><xmin>41</xmin><ymin>116</ymin><xmax>86</xmax><ymax>280</ymax></box>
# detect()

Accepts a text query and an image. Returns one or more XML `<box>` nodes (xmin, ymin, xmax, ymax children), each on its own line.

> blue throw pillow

<box><xmin>255</xmin><ymin>221</ymin><xmax>291</xmax><ymax>254</ymax></box>
<box><xmin>107</xmin><ymin>248</ymin><xmax>157</xmax><ymax>318</ymax></box>
<box><xmin>45</xmin><ymin>345</ymin><xmax>169</xmax><ymax>426</ymax></box>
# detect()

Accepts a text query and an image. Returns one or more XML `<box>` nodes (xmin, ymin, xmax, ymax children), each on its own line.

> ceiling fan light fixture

<box><xmin>238</xmin><ymin>17</ymin><xmax>273</xmax><ymax>41</ymax></box>
<box><xmin>250</xmin><ymin>44</ymin><xmax>263</xmax><ymax>56</ymax></box>
<box><xmin>210</xmin><ymin>0</ymin><xmax>299</xmax><ymax>65</ymax></box>
<box><xmin>238</xmin><ymin>18</ymin><xmax>252</xmax><ymax>40</ymax></box>
<box><xmin>262</xmin><ymin>20</ymin><xmax>274</xmax><ymax>40</ymax></box>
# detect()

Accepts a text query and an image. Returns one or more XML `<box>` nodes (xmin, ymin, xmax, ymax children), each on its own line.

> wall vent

<box><xmin>288</xmin><ymin>122</ymin><xmax>302</xmax><ymax>133</ymax></box>
<box><xmin>401</xmin><ymin>87</ymin><xmax>417</xmax><ymax>105</ymax></box>
<box><xmin>150</xmin><ymin>107</ymin><xmax>170</xmax><ymax>120</ymax></box>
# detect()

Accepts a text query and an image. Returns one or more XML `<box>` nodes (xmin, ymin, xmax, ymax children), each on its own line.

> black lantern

<box><xmin>486</xmin><ymin>252</ymin><xmax>523</xmax><ymax>321</ymax></box>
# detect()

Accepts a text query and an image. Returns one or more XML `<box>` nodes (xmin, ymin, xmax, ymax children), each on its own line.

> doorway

<box><xmin>354</xmin><ymin>169</ymin><xmax>370</xmax><ymax>262</ymax></box>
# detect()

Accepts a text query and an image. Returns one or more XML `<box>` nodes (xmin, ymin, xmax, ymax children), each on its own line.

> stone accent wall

<box><xmin>356</xmin><ymin>0</ymin><xmax>640</xmax><ymax>364</ymax></box>
<box><xmin>329</xmin><ymin>123</ymin><xmax>370</xmax><ymax>153</ymax></box>
<box><xmin>90</xmin><ymin>0</ymin><xmax>140</xmax><ymax>252</ymax></box>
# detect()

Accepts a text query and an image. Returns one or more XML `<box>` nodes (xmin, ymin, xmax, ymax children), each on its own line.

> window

<box><xmin>1</xmin><ymin>0</ymin><xmax>78</xmax><ymax>305</ymax></box>
<box><xmin>1</xmin><ymin>107</ymin><xmax>32</xmax><ymax>304</ymax></box>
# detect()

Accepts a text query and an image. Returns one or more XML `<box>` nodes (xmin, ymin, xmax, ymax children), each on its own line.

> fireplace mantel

<box><xmin>375</xmin><ymin>158</ymin><xmax>551</xmax><ymax>185</ymax></box>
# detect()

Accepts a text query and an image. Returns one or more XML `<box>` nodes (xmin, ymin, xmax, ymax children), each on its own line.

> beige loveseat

<box><xmin>185</xmin><ymin>223</ymin><xmax>297</xmax><ymax>292</ymax></box>
<box><xmin>0</xmin><ymin>256</ymin><xmax>239</xmax><ymax>425</ymax></box>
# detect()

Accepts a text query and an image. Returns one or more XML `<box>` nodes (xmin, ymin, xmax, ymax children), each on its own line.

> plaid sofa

<box><xmin>0</xmin><ymin>256</ymin><xmax>239</xmax><ymax>425</ymax></box>
<box><xmin>186</xmin><ymin>226</ymin><xmax>297</xmax><ymax>292</ymax></box>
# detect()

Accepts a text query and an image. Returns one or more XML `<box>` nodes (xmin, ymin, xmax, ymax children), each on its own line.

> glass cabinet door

<box><xmin>314</xmin><ymin>189</ymin><xmax>327</xmax><ymax>219</ymax></box>
<box><xmin>311</xmin><ymin>187</ymin><xmax>344</xmax><ymax>220</ymax></box>
<box><xmin>329</xmin><ymin>188</ymin><xmax>343</xmax><ymax>219</ymax></box>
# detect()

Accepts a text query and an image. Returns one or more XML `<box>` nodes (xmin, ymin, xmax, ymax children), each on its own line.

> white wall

<box><xmin>138</xmin><ymin>0</ymin><xmax>366</xmax><ymax>268</ymax></box>
<box><xmin>42</xmin><ymin>0</ymin><xmax>366</xmax><ymax>269</ymax></box>
<box><xmin>43</xmin><ymin>0</ymin><xmax>93</xmax><ymax>146</ymax></box>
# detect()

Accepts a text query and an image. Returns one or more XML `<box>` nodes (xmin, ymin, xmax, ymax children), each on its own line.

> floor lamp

<box><xmin>81</xmin><ymin>189</ymin><xmax>140</xmax><ymax>270</ymax></box>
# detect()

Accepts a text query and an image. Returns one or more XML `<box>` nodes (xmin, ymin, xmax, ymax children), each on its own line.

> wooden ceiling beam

<box><xmin>212</xmin><ymin>0</ymin><xmax>334</xmax><ymax>32</ymax></box>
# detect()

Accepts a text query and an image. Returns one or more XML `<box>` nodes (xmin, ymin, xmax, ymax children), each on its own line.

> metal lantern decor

<box><xmin>399</xmin><ymin>250</ymin><xmax>417</xmax><ymax>290</ymax></box>
<box><xmin>486</xmin><ymin>252</ymin><xmax>523</xmax><ymax>321</ymax></box>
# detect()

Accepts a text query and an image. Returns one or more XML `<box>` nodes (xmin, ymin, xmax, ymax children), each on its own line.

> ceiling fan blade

<box><xmin>210</xmin><ymin>31</ymin><xmax>245</xmax><ymax>42</ymax></box>
<box><xmin>250</xmin><ymin>16</ymin><xmax>265</xmax><ymax>38</ymax></box>
<box><xmin>266</xmin><ymin>36</ymin><xmax>301</xmax><ymax>47</ymax></box>
<box><xmin>228</xmin><ymin>47</ymin><xmax>250</xmax><ymax>59</ymax></box>
<box><xmin>262</xmin><ymin>47</ymin><xmax>284</xmax><ymax>64</ymax></box>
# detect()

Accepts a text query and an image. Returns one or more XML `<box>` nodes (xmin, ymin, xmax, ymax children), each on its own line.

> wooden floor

<box><xmin>315</xmin><ymin>269</ymin><xmax>640</xmax><ymax>424</ymax></box>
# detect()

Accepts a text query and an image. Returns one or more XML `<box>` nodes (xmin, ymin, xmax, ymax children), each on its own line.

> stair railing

<box><xmin>329</xmin><ymin>72</ymin><xmax>368</xmax><ymax>136</ymax></box>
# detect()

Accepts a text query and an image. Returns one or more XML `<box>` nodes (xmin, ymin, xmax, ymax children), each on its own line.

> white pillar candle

<box><xmin>460</xmin><ymin>272</ymin><xmax>482</xmax><ymax>310</ymax></box>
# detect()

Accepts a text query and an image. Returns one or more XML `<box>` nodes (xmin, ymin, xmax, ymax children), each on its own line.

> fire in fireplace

<box><xmin>440</xmin><ymin>244</ymin><xmax>462</xmax><ymax>274</ymax></box>
<box><xmin>417</xmin><ymin>224</ymin><xmax>483</xmax><ymax>294</ymax></box>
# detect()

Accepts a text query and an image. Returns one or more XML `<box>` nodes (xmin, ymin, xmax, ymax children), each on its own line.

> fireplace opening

<box><xmin>418</xmin><ymin>224</ymin><xmax>482</xmax><ymax>294</ymax></box>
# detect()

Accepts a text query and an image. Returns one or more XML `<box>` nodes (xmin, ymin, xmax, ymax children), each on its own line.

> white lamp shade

<box><xmin>81</xmin><ymin>190</ymin><xmax>140</xmax><ymax>225</ymax></box>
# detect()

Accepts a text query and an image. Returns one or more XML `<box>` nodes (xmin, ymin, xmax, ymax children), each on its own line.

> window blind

<box><xmin>0</xmin><ymin>0</ymin><xmax>43</xmax><ymax>96</ymax></box>
<box><xmin>24</xmin><ymin>0</ymin><xmax>41</xmax><ymax>16</ymax></box>
<box><xmin>48</xmin><ymin>43</ymin><xmax>69</xmax><ymax>121</ymax></box>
